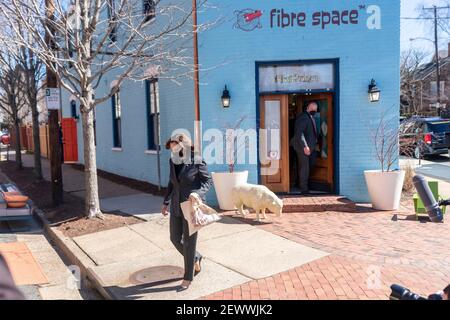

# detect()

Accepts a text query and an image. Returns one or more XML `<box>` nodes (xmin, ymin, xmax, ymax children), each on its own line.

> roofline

<box><xmin>416</xmin><ymin>59</ymin><xmax>450</xmax><ymax>81</ymax></box>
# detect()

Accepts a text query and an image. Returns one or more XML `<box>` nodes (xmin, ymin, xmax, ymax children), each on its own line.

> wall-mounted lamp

<box><xmin>221</xmin><ymin>85</ymin><xmax>231</xmax><ymax>108</ymax></box>
<box><xmin>368</xmin><ymin>79</ymin><xmax>380</xmax><ymax>103</ymax></box>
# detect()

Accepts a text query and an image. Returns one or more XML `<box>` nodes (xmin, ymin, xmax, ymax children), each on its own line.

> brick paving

<box><xmin>202</xmin><ymin>199</ymin><xmax>450</xmax><ymax>300</ymax></box>
<box><xmin>281</xmin><ymin>195</ymin><xmax>356</xmax><ymax>213</ymax></box>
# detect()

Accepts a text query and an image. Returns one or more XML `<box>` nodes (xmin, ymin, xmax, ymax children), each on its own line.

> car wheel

<box><xmin>414</xmin><ymin>146</ymin><xmax>422</xmax><ymax>159</ymax></box>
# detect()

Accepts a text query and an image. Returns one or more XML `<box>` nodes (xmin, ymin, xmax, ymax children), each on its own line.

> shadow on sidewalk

<box><xmin>104</xmin><ymin>279</ymin><xmax>184</xmax><ymax>300</ymax></box>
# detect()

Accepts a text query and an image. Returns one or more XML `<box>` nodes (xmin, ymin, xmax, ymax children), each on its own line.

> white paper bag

<box><xmin>180</xmin><ymin>195</ymin><xmax>221</xmax><ymax>236</ymax></box>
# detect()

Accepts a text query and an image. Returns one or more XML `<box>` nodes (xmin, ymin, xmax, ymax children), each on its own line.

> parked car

<box><xmin>399</xmin><ymin>117</ymin><xmax>450</xmax><ymax>159</ymax></box>
<box><xmin>0</xmin><ymin>131</ymin><xmax>10</xmax><ymax>146</ymax></box>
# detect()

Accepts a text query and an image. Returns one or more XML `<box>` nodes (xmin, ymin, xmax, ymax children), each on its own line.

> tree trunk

<box><xmin>31</xmin><ymin>96</ymin><xmax>43</xmax><ymax>179</ymax></box>
<box><xmin>14</xmin><ymin>122</ymin><xmax>22</xmax><ymax>169</ymax></box>
<box><xmin>81</xmin><ymin>105</ymin><xmax>102</xmax><ymax>218</ymax></box>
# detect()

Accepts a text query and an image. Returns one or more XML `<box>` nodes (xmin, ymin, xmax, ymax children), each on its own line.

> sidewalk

<box><xmin>0</xmin><ymin>170</ymin><xmax>100</xmax><ymax>300</ymax></box>
<box><xmin>400</xmin><ymin>157</ymin><xmax>450</xmax><ymax>197</ymax></box>
<box><xmin>2</xmin><ymin>153</ymin><xmax>331</xmax><ymax>299</ymax></box>
<box><xmin>81</xmin><ymin>216</ymin><xmax>327</xmax><ymax>300</ymax></box>
<box><xmin>2</xmin><ymin>152</ymin><xmax>449</xmax><ymax>300</ymax></box>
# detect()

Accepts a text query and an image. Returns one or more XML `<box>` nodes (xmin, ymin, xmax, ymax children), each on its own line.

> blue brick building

<box><xmin>61</xmin><ymin>0</ymin><xmax>400</xmax><ymax>204</ymax></box>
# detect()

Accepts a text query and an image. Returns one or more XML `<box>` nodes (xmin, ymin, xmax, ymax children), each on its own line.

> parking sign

<box><xmin>46</xmin><ymin>88</ymin><xmax>60</xmax><ymax>110</ymax></box>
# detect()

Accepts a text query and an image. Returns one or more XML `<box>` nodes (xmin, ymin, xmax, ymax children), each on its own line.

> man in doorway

<box><xmin>290</xmin><ymin>101</ymin><xmax>319</xmax><ymax>194</ymax></box>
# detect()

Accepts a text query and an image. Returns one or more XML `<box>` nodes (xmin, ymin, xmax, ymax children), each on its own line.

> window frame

<box><xmin>112</xmin><ymin>90</ymin><xmax>122</xmax><ymax>148</ymax></box>
<box><xmin>143</xmin><ymin>0</ymin><xmax>157</xmax><ymax>24</ymax></box>
<box><xmin>145</xmin><ymin>78</ymin><xmax>160</xmax><ymax>151</ymax></box>
<box><xmin>70</xmin><ymin>100</ymin><xmax>78</xmax><ymax>119</ymax></box>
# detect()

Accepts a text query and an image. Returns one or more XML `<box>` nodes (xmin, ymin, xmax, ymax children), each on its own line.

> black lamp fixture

<box><xmin>221</xmin><ymin>85</ymin><xmax>231</xmax><ymax>108</ymax></box>
<box><xmin>368</xmin><ymin>79</ymin><xmax>381</xmax><ymax>103</ymax></box>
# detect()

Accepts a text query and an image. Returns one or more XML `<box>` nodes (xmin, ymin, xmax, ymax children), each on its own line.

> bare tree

<box><xmin>368</xmin><ymin>106</ymin><xmax>419</xmax><ymax>172</ymax></box>
<box><xmin>400</xmin><ymin>48</ymin><xmax>430</xmax><ymax>116</ymax></box>
<box><xmin>0</xmin><ymin>0</ymin><xmax>213</xmax><ymax>218</ymax></box>
<box><xmin>20</xmin><ymin>39</ymin><xmax>46</xmax><ymax>180</ymax></box>
<box><xmin>0</xmin><ymin>16</ymin><xmax>46</xmax><ymax>179</ymax></box>
<box><xmin>0</xmin><ymin>50</ymin><xmax>30</xmax><ymax>169</ymax></box>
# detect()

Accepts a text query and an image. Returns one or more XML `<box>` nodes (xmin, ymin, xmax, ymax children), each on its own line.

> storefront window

<box><xmin>264</xmin><ymin>100</ymin><xmax>281</xmax><ymax>160</ymax></box>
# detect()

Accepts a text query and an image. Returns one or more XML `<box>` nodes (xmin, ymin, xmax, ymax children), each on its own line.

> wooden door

<box><xmin>296</xmin><ymin>93</ymin><xmax>334</xmax><ymax>192</ymax></box>
<box><xmin>61</xmin><ymin>118</ymin><xmax>78</xmax><ymax>163</ymax></box>
<box><xmin>259</xmin><ymin>95</ymin><xmax>290</xmax><ymax>193</ymax></box>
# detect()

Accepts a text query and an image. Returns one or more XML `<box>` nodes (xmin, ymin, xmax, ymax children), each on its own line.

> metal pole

<box><xmin>423</xmin><ymin>5</ymin><xmax>450</xmax><ymax>115</ymax></box>
<box><xmin>433</xmin><ymin>6</ymin><xmax>441</xmax><ymax>116</ymax></box>
<box><xmin>192</xmin><ymin>0</ymin><xmax>201</xmax><ymax>156</ymax></box>
<box><xmin>45</xmin><ymin>0</ymin><xmax>63</xmax><ymax>205</ymax></box>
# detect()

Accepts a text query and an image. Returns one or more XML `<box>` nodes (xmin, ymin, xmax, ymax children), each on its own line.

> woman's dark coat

<box><xmin>163</xmin><ymin>153</ymin><xmax>212</xmax><ymax>217</ymax></box>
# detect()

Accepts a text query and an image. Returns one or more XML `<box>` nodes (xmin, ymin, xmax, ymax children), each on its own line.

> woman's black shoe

<box><xmin>177</xmin><ymin>280</ymin><xmax>191</xmax><ymax>292</ymax></box>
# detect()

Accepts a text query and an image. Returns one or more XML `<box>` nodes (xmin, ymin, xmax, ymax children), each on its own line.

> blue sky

<box><xmin>401</xmin><ymin>0</ymin><xmax>450</xmax><ymax>56</ymax></box>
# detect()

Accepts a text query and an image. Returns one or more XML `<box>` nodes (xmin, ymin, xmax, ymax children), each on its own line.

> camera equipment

<box><xmin>413</xmin><ymin>175</ymin><xmax>444</xmax><ymax>223</ymax></box>
<box><xmin>390</xmin><ymin>284</ymin><xmax>427</xmax><ymax>300</ymax></box>
<box><xmin>390</xmin><ymin>284</ymin><xmax>443</xmax><ymax>300</ymax></box>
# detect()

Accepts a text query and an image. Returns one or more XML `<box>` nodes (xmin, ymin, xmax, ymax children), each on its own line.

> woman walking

<box><xmin>161</xmin><ymin>133</ymin><xmax>212</xmax><ymax>291</ymax></box>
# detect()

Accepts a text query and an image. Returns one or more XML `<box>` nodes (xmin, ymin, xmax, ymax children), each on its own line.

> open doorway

<box><xmin>259</xmin><ymin>93</ymin><xmax>334</xmax><ymax>194</ymax></box>
<box><xmin>288</xmin><ymin>93</ymin><xmax>334</xmax><ymax>194</ymax></box>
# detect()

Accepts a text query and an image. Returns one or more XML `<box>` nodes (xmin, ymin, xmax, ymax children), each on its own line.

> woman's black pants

<box><xmin>169</xmin><ymin>213</ymin><xmax>202</xmax><ymax>281</ymax></box>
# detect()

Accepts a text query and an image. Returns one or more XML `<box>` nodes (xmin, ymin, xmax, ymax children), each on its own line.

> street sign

<box><xmin>45</xmin><ymin>88</ymin><xmax>60</xmax><ymax>110</ymax></box>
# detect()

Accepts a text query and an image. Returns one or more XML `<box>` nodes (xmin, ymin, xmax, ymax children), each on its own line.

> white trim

<box><xmin>142</xmin><ymin>16</ymin><xmax>156</xmax><ymax>28</ymax></box>
<box><xmin>110</xmin><ymin>80</ymin><xmax>119</xmax><ymax>89</ymax></box>
<box><xmin>111</xmin><ymin>147</ymin><xmax>123</xmax><ymax>152</ymax></box>
<box><xmin>145</xmin><ymin>149</ymin><xmax>160</xmax><ymax>155</ymax></box>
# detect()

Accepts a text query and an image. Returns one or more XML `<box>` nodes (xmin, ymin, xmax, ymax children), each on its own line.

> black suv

<box><xmin>399</xmin><ymin>117</ymin><xmax>450</xmax><ymax>159</ymax></box>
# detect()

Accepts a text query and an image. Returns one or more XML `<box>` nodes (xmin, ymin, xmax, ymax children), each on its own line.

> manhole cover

<box><xmin>129</xmin><ymin>265</ymin><xmax>184</xmax><ymax>285</ymax></box>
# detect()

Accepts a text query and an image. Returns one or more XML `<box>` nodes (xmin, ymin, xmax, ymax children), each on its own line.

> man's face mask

<box><xmin>309</xmin><ymin>110</ymin><xmax>317</xmax><ymax>116</ymax></box>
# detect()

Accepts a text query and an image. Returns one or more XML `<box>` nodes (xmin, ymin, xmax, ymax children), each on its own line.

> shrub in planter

<box><xmin>364</xmin><ymin>110</ymin><xmax>414</xmax><ymax>211</ymax></box>
<box><xmin>211</xmin><ymin>116</ymin><xmax>249</xmax><ymax>210</ymax></box>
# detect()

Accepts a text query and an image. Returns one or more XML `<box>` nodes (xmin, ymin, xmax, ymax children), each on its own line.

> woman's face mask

<box><xmin>171</xmin><ymin>143</ymin><xmax>183</xmax><ymax>154</ymax></box>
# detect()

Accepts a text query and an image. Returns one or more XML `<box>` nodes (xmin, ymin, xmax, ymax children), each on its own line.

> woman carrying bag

<box><xmin>161</xmin><ymin>133</ymin><xmax>213</xmax><ymax>292</ymax></box>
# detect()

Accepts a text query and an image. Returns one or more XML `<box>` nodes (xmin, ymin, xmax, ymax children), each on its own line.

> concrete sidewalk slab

<box><xmin>129</xmin><ymin>216</ymin><xmax>256</xmax><ymax>251</ymax></box>
<box><xmin>198</xmin><ymin>228</ymin><xmax>329</xmax><ymax>280</ymax></box>
<box><xmin>199</xmin><ymin>216</ymin><xmax>256</xmax><ymax>242</ymax></box>
<box><xmin>89</xmin><ymin>251</ymin><xmax>251</xmax><ymax>300</ymax></box>
<box><xmin>38</xmin><ymin>284</ymin><xmax>83</xmax><ymax>300</ymax></box>
<box><xmin>128</xmin><ymin>217</ymin><xmax>173</xmax><ymax>251</ymax></box>
<box><xmin>100</xmin><ymin>193</ymin><xmax>163</xmax><ymax>221</ymax></box>
<box><xmin>73</xmin><ymin>227</ymin><xmax>161</xmax><ymax>265</ymax></box>
<box><xmin>0</xmin><ymin>242</ymin><xmax>48</xmax><ymax>286</ymax></box>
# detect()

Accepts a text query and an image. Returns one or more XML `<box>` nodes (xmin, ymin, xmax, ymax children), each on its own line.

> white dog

<box><xmin>231</xmin><ymin>184</ymin><xmax>283</xmax><ymax>222</ymax></box>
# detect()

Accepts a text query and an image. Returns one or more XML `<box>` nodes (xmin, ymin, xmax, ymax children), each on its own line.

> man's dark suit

<box><xmin>163</xmin><ymin>150</ymin><xmax>212</xmax><ymax>281</ymax></box>
<box><xmin>290</xmin><ymin>112</ymin><xmax>318</xmax><ymax>192</ymax></box>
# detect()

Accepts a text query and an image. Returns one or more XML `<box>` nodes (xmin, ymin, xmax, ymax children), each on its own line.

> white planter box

<box><xmin>211</xmin><ymin>171</ymin><xmax>248</xmax><ymax>210</ymax></box>
<box><xmin>364</xmin><ymin>170</ymin><xmax>405</xmax><ymax>211</ymax></box>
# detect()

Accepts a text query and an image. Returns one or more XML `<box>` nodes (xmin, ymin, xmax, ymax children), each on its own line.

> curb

<box><xmin>0</xmin><ymin>167</ymin><xmax>113</xmax><ymax>299</ymax></box>
<box><xmin>33</xmin><ymin>209</ymin><xmax>114</xmax><ymax>300</ymax></box>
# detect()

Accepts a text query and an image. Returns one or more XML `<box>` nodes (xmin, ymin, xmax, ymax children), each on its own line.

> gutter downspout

<box><xmin>192</xmin><ymin>0</ymin><xmax>201</xmax><ymax>156</ymax></box>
